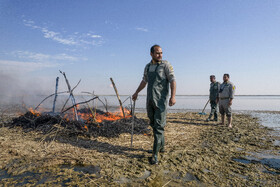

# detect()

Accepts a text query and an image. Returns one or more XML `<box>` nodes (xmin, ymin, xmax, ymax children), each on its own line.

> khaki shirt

<box><xmin>142</xmin><ymin>60</ymin><xmax>175</xmax><ymax>83</ymax></box>
<box><xmin>219</xmin><ymin>81</ymin><xmax>235</xmax><ymax>99</ymax></box>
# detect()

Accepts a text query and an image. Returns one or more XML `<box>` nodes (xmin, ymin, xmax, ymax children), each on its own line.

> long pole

<box><xmin>200</xmin><ymin>99</ymin><xmax>210</xmax><ymax>115</ymax></box>
<box><xmin>131</xmin><ymin>100</ymin><xmax>136</xmax><ymax>148</ymax></box>
<box><xmin>110</xmin><ymin>78</ymin><xmax>125</xmax><ymax>118</ymax></box>
<box><xmin>52</xmin><ymin>77</ymin><xmax>59</xmax><ymax>113</ymax></box>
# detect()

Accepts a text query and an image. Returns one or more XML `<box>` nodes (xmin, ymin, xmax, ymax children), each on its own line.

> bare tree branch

<box><xmin>61</xmin><ymin>97</ymin><xmax>99</xmax><ymax>113</ymax></box>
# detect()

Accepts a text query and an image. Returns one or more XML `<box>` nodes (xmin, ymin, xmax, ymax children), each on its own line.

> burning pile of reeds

<box><xmin>8</xmin><ymin>71</ymin><xmax>150</xmax><ymax>138</ymax></box>
<box><xmin>10</xmin><ymin>108</ymin><xmax>150</xmax><ymax>138</ymax></box>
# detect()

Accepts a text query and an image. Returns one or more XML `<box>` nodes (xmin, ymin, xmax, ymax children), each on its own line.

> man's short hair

<box><xmin>150</xmin><ymin>44</ymin><xmax>161</xmax><ymax>54</ymax></box>
<box><xmin>224</xmin><ymin>74</ymin><xmax>230</xmax><ymax>78</ymax></box>
<box><xmin>210</xmin><ymin>75</ymin><xmax>215</xmax><ymax>78</ymax></box>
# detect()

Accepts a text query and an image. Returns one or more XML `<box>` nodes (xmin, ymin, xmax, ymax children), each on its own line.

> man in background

<box><xmin>206</xmin><ymin>75</ymin><xmax>220</xmax><ymax>122</ymax></box>
<box><xmin>217</xmin><ymin>74</ymin><xmax>235</xmax><ymax>128</ymax></box>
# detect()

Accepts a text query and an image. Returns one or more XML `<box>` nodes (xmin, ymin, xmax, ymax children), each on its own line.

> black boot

<box><xmin>150</xmin><ymin>155</ymin><xmax>158</xmax><ymax>165</ymax></box>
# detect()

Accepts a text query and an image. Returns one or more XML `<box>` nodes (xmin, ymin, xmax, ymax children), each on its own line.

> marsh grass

<box><xmin>0</xmin><ymin>111</ymin><xmax>279</xmax><ymax>186</ymax></box>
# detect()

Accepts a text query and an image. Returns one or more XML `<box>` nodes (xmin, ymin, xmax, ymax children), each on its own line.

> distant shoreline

<box><xmin>1</xmin><ymin>94</ymin><xmax>280</xmax><ymax>97</ymax></box>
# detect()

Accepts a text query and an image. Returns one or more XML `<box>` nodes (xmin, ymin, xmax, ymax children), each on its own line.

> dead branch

<box><xmin>52</xmin><ymin>77</ymin><xmax>59</xmax><ymax>113</ymax></box>
<box><xmin>59</xmin><ymin>70</ymin><xmax>79</xmax><ymax>120</ymax></box>
<box><xmin>35</xmin><ymin>91</ymin><xmax>68</xmax><ymax>110</ymax></box>
<box><xmin>110</xmin><ymin>78</ymin><xmax>125</xmax><ymax>118</ymax></box>
<box><xmin>81</xmin><ymin>95</ymin><xmax>97</xmax><ymax>122</ymax></box>
<box><xmin>60</xmin><ymin>78</ymin><xmax>82</xmax><ymax>112</ymax></box>
<box><xmin>122</xmin><ymin>96</ymin><xmax>133</xmax><ymax>114</ymax></box>
<box><xmin>81</xmin><ymin>91</ymin><xmax>108</xmax><ymax>113</ymax></box>
<box><xmin>61</xmin><ymin>97</ymin><xmax>99</xmax><ymax>113</ymax></box>
<box><xmin>72</xmin><ymin>79</ymin><xmax>81</xmax><ymax>91</ymax></box>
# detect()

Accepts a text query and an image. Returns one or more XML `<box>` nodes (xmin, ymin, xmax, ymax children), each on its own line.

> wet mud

<box><xmin>0</xmin><ymin>112</ymin><xmax>279</xmax><ymax>186</ymax></box>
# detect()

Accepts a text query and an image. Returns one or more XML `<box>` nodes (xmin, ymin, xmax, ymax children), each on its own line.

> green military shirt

<box><xmin>142</xmin><ymin>60</ymin><xmax>175</xmax><ymax>83</ymax></box>
<box><xmin>219</xmin><ymin>81</ymin><xmax>235</xmax><ymax>99</ymax></box>
<box><xmin>209</xmin><ymin>81</ymin><xmax>220</xmax><ymax>101</ymax></box>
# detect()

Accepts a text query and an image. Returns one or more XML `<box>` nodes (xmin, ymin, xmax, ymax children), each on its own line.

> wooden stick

<box><xmin>52</xmin><ymin>77</ymin><xmax>59</xmax><ymax>113</ymax></box>
<box><xmin>110</xmin><ymin>78</ymin><xmax>125</xmax><ymax>118</ymax></box>
<box><xmin>60</xmin><ymin>70</ymin><xmax>79</xmax><ymax>120</ymax></box>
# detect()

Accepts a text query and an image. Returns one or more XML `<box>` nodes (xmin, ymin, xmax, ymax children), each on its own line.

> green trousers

<box><xmin>147</xmin><ymin>100</ymin><xmax>166</xmax><ymax>156</ymax></box>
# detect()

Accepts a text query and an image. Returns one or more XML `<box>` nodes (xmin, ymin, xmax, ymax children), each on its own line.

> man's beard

<box><xmin>153</xmin><ymin>58</ymin><xmax>161</xmax><ymax>62</ymax></box>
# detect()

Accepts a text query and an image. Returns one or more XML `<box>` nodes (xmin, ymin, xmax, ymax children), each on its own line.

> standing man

<box><xmin>132</xmin><ymin>44</ymin><xmax>176</xmax><ymax>165</ymax></box>
<box><xmin>217</xmin><ymin>74</ymin><xmax>235</xmax><ymax>128</ymax></box>
<box><xmin>206</xmin><ymin>75</ymin><xmax>220</xmax><ymax>122</ymax></box>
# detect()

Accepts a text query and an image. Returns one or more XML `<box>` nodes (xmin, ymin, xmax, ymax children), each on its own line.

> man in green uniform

<box><xmin>132</xmin><ymin>45</ymin><xmax>176</xmax><ymax>164</ymax></box>
<box><xmin>217</xmin><ymin>74</ymin><xmax>235</xmax><ymax>128</ymax></box>
<box><xmin>206</xmin><ymin>75</ymin><xmax>220</xmax><ymax>122</ymax></box>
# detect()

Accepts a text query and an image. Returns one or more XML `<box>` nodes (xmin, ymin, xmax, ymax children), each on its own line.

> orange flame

<box><xmin>84</xmin><ymin>125</ymin><xmax>88</xmax><ymax>131</ymax></box>
<box><xmin>29</xmin><ymin>108</ymin><xmax>40</xmax><ymax>117</ymax></box>
<box><xmin>29</xmin><ymin>105</ymin><xmax>132</xmax><ymax>124</ymax></box>
<box><xmin>77</xmin><ymin>106</ymin><xmax>131</xmax><ymax>123</ymax></box>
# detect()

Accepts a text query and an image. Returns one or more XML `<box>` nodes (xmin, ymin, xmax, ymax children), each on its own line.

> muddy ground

<box><xmin>0</xmin><ymin>109</ymin><xmax>279</xmax><ymax>186</ymax></box>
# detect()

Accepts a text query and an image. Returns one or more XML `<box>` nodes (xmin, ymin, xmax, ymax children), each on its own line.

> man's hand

<box><xmin>132</xmin><ymin>81</ymin><xmax>147</xmax><ymax>101</ymax></box>
<box><xmin>132</xmin><ymin>93</ymin><xmax>138</xmax><ymax>101</ymax></box>
<box><xmin>229</xmin><ymin>99</ymin><xmax>233</xmax><ymax>106</ymax></box>
<box><xmin>169</xmin><ymin>97</ymin><xmax>176</xmax><ymax>106</ymax></box>
<box><xmin>169</xmin><ymin>80</ymin><xmax>176</xmax><ymax>106</ymax></box>
<box><xmin>216</xmin><ymin>98</ymin><xmax>219</xmax><ymax>104</ymax></box>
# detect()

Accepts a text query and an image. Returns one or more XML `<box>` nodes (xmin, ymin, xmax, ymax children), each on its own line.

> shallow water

<box><xmin>233</xmin><ymin>155</ymin><xmax>280</xmax><ymax>174</ymax></box>
<box><xmin>232</xmin><ymin>111</ymin><xmax>280</xmax><ymax>174</ymax></box>
<box><xmin>250</xmin><ymin>112</ymin><xmax>280</xmax><ymax>129</ymax></box>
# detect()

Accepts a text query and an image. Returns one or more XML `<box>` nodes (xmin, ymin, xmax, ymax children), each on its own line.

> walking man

<box><xmin>206</xmin><ymin>75</ymin><xmax>220</xmax><ymax>122</ymax></box>
<box><xmin>217</xmin><ymin>74</ymin><xmax>235</xmax><ymax>128</ymax></box>
<box><xmin>132</xmin><ymin>44</ymin><xmax>176</xmax><ymax>164</ymax></box>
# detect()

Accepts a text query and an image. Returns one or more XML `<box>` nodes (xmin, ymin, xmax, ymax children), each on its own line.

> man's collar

<box><xmin>150</xmin><ymin>60</ymin><xmax>162</xmax><ymax>65</ymax></box>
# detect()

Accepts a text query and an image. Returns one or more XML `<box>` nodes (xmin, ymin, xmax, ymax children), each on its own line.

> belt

<box><xmin>220</xmin><ymin>97</ymin><xmax>230</xmax><ymax>100</ymax></box>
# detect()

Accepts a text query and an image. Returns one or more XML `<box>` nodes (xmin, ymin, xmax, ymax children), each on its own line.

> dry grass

<box><xmin>0</xmin><ymin>111</ymin><xmax>279</xmax><ymax>186</ymax></box>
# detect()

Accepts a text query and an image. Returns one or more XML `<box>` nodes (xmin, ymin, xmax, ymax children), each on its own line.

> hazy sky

<box><xmin>0</xmin><ymin>0</ymin><xmax>280</xmax><ymax>96</ymax></box>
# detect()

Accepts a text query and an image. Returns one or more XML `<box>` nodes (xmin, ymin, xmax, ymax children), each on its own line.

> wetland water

<box><xmin>4</xmin><ymin>95</ymin><xmax>280</xmax><ymax>111</ymax></box>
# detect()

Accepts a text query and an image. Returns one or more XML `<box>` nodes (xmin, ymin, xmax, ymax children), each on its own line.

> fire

<box><xmin>29</xmin><ymin>108</ymin><xmax>40</xmax><ymax>117</ymax></box>
<box><xmin>84</xmin><ymin>125</ymin><xmax>88</xmax><ymax>131</ymax></box>
<box><xmin>78</xmin><ymin>106</ymin><xmax>132</xmax><ymax>123</ymax></box>
<box><xmin>26</xmin><ymin>106</ymin><xmax>48</xmax><ymax>117</ymax></box>
<box><xmin>28</xmin><ymin>105</ymin><xmax>132</xmax><ymax>124</ymax></box>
